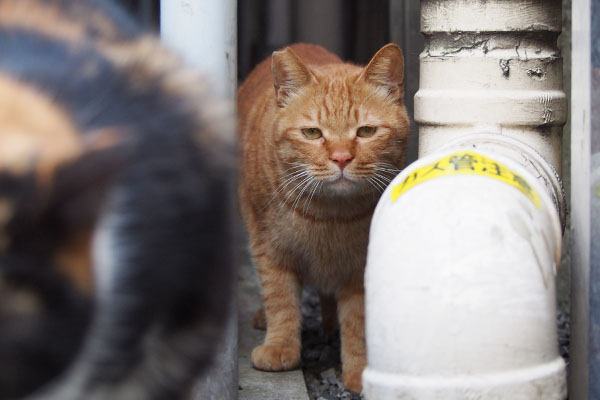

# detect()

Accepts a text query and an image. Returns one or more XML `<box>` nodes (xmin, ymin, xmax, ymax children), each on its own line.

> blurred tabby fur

<box><xmin>0</xmin><ymin>0</ymin><xmax>233</xmax><ymax>399</ymax></box>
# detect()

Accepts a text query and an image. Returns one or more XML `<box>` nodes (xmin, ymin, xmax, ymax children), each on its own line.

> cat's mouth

<box><xmin>328</xmin><ymin>170</ymin><xmax>353</xmax><ymax>183</ymax></box>
<box><xmin>324</xmin><ymin>171</ymin><xmax>366</xmax><ymax>192</ymax></box>
<box><xmin>332</xmin><ymin>175</ymin><xmax>352</xmax><ymax>184</ymax></box>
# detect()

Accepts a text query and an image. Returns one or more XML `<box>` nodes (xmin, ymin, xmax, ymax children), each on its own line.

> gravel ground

<box><xmin>557</xmin><ymin>308</ymin><xmax>571</xmax><ymax>365</ymax></box>
<box><xmin>300</xmin><ymin>288</ymin><xmax>572</xmax><ymax>400</ymax></box>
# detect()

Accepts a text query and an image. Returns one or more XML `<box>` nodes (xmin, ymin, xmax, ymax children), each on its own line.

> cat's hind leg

<box><xmin>251</xmin><ymin>256</ymin><xmax>302</xmax><ymax>371</ymax></box>
<box><xmin>252</xmin><ymin>307</ymin><xmax>266</xmax><ymax>330</ymax></box>
<box><xmin>337</xmin><ymin>282</ymin><xmax>366</xmax><ymax>393</ymax></box>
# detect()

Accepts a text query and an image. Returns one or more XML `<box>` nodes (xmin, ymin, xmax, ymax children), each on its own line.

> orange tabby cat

<box><xmin>238</xmin><ymin>43</ymin><xmax>409</xmax><ymax>392</ymax></box>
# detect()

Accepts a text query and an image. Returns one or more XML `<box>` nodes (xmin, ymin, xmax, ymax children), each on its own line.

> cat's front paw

<box><xmin>251</xmin><ymin>344</ymin><xmax>301</xmax><ymax>371</ymax></box>
<box><xmin>342</xmin><ymin>369</ymin><xmax>363</xmax><ymax>394</ymax></box>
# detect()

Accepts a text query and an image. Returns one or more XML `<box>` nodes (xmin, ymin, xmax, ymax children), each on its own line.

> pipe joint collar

<box><xmin>441</xmin><ymin>132</ymin><xmax>567</xmax><ymax>231</ymax></box>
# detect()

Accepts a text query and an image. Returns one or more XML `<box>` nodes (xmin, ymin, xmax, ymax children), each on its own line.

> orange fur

<box><xmin>0</xmin><ymin>0</ymin><xmax>127</xmax><ymax>44</ymax></box>
<box><xmin>0</xmin><ymin>77</ymin><xmax>116</xmax><ymax>297</ymax></box>
<box><xmin>238</xmin><ymin>43</ymin><xmax>409</xmax><ymax>393</ymax></box>
<box><xmin>54</xmin><ymin>231</ymin><xmax>93</xmax><ymax>295</ymax></box>
<box><xmin>252</xmin><ymin>307</ymin><xmax>267</xmax><ymax>330</ymax></box>
<box><xmin>0</xmin><ymin>75</ymin><xmax>82</xmax><ymax>184</ymax></box>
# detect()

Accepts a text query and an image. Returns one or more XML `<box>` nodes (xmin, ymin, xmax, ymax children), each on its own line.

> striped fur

<box><xmin>0</xmin><ymin>1</ymin><xmax>233</xmax><ymax>399</ymax></box>
<box><xmin>238</xmin><ymin>43</ymin><xmax>409</xmax><ymax>393</ymax></box>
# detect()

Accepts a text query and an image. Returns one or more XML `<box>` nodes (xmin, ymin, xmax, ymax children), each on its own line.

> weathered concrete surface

<box><xmin>238</xmin><ymin>254</ymin><xmax>309</xmax><ymax>400</ymax></box>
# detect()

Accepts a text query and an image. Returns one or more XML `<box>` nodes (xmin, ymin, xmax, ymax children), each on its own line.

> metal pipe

<box><xmin>363</xmin><ymin>0</ymin><xmax>568</xmax><ymax>398</ymax></box>
<box><xmin>569</xmin><ymin>0</ymin><xmax>594</xmax><ymax>397</ymax></box>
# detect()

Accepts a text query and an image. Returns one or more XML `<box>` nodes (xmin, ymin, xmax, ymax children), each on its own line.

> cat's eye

<box><xmin>301</xmin><ymin>128</ymin><xmax>323</xmax><ymax>140</ymax></box>
<box><xmin>357</xmin><ymin>126</ymin><xmax>377</xmax><ymax>138</ymax></box>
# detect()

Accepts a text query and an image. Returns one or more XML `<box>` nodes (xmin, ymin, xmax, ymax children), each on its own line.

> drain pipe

<box><xmin>160</xmin><ymin>2</ymin><xmax>238</xmax><ymax>399</ymax></box>
<box><xmin>363</xmin><ymin>0</ymin><xmax>567</xmax><ymax>399</ymax></box>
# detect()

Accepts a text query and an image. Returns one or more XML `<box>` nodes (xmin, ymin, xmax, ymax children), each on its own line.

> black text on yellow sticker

<box><xmin>391</xmin><ymin>151</ymin><xmax>541</xmax><ymax>209</ymax></box>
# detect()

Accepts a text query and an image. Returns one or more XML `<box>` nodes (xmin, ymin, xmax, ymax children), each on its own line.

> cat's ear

<box><xmin>360</xmin><ymin>43</ymin><xmax>405</xmax><ymax>103</ymax></box>
<box><xmin>272</xmin><ymin>47</ymin><xmax>316</xmax><ymax>107</ymax></box>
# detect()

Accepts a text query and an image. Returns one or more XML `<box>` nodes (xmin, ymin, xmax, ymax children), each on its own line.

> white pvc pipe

<box><xmin>160</xmin><ymin>2</ymin><xmax>238</xmax><ymax>399</ymax></box>
<box><xmin>364</xmin><ymin>0</ymin><xmax>568</xmax><ymax>398</ymax></box>
<box><xmin>160</xmin><ymin>0</ymin><xmax>237</xmax><ymax>100</ymax></box>
<box><xmin>415</xmin><ymin>0</ymin><xmax>566</xmax><ymax>173</ymax></box>
<box><xmin>363</xmin><ymin>141</ymin><xmax>566</xmax><ymax>399</ymax></box>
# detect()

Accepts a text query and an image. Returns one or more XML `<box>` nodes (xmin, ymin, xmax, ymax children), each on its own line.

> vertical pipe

<box><xmin>364</xmin><ymin>1</ymin><xmax>568</xmax><ymax>398</ymax></box>
<box><xmin>160</xmin><ymin>2</ymin><xmax>237</xmax><ymax>400</ymax></box>
<box><xmin>416</xmin><ymin>0</ymin><xmax>566</xmax><ymax>173</ymax></box>
<box><xmin>160</xmin><ymin>0</ymin><xmax>237</xmax><ymax>100</ymax></box>
<box><xmin>589</xmin><ymin>0</ymin><xmax>600</xmax><ymax>393</ymax></box>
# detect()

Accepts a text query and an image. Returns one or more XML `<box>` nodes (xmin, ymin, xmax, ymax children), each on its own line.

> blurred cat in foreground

<box><xmin>0</xmin><ymin>0</ymin><xmax>233</xmax><ymax>399</ymax></box>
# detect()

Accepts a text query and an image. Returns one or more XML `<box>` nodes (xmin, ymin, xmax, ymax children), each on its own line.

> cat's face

<box><xmin>271</xmin><ymin>44</ymin><xmax>409</xmax><ymax>199</ymax></box>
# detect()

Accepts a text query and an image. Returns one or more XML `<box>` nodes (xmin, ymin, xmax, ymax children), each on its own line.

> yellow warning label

<box><xmin>391</xmin><ymin>150</ymin><xmax>541</xmax><ymax>208</ymax></box>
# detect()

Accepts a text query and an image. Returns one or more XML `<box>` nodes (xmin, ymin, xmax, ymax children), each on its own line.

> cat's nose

<box><xmin>330</xmin><ymin>151</ymin><xmax>353</xmax><ymax>171</ymax></box>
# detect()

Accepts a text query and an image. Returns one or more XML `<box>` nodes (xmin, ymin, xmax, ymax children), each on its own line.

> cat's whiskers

<box><xmin>377</xmin><ymin>167</ymin><xmax>400</xmax><ymax>174</ymax></box>
<box><xmin>377</xmin><ymin>161</ymin><xmax>402</xmax><ymax>172</ymax></box>
<box><xmin>291</xmin><ymin>175</ymin><xmax>316</xmax><ymax>213</ymax></box>
<box><xmin>282</xmin><ymin>162</ymin><xmax>307</xmax><ymax>169</ymax></box>
<box><xmin>375</xmin><ymin>164</ymin><xmax>402</xmax><ymax>180</ymax></box>
<box><xmin>278</xmin><ymin>168</ymin><xmax>309</xmax><ymax>185</ymax></box>
<box><xmin>283</xmin><ymin>173</ymin><xmax>313</xmax><ymax>206</ymax></box>
<box><xmin>371</xmin><ymin>174</ymin><xmax>392</xmax><ymax>191</ymax></box>
<box><xmin>375</xmin><ymin>169</ymin><xmax>396</xmax><ymax>180</ymax></box>
<box><xmin>351</xmin><ymin>162</ymin><xmax>401</xmax><ymax>195</ymax></box>
<box><xmin>280</xmin><ymin>162</ymin><xmax>309</xmax><ymax>176</ymax></box>
<box><xmin>279</xmin><ymin>171</ymin><xmax>311</xmax><ymax>194</ymax></box>
<box><xmin>259</xmin><ymin>166</ymin><xmax>310</xmax><ymax>211</ymax></box>
<box><xmin>271</xmin><ymin>169</ymin><xmax>315</xmax><ymax>217</ymax></box>
<box><xmin>366</xmin><ymin>177</ymin><xmax>386</xmax><ymax>193</ymax></box>
<box><xmin>302</xmin><ymin>180</ymin><xmax>322</xmax><ymax>216</ymax></box>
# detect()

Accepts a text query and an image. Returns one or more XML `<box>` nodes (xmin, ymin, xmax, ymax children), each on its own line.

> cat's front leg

<box><xmin>337</xmin><ymin>282</ymin><xmax>366</xmax><ymax>393</ymax></box>
<box><xmin>251</xmin><ymin>255</ymin><xmax>302</xmax><ymax>371</ymax></box>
